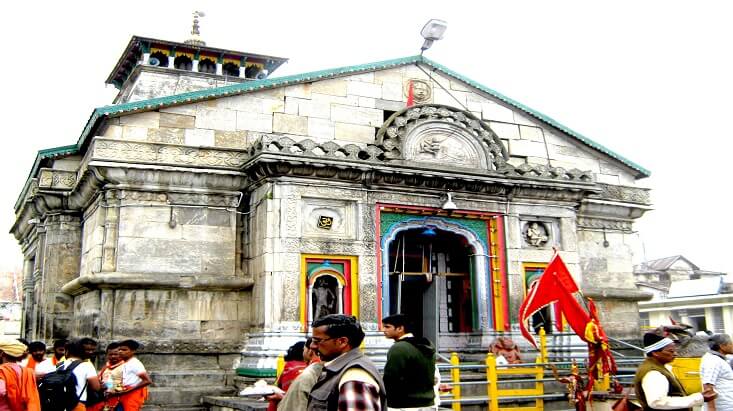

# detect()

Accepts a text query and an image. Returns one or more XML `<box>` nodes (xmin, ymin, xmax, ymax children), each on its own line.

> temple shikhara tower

<box><xmin>11</xmin><ymin>16</ymin><xmax>652</xmax><ymax>409</ymax></box>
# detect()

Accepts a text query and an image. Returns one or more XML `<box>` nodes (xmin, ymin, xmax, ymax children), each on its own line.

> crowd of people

<box><xmin>266</xmin><ymin>313</ymin><xmax>440</xmax><ymax>411</ymax></box>
<box><xmin>0</xmin><ymin>337</ymin><xmax>151</xmax><ymax>411</ymax></box>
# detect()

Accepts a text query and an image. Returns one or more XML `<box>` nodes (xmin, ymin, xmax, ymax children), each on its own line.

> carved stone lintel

<box><xmin>576</xmin><ymin>216</ymin><xmax>633</xmax><ymax>232</ymax></box>
<box><xmin>595</xmin><ymin>183</ymin><xmax>651</xmax><ymax>205</ymax></box>
<box><xmin>60</xmin><ymin>273</ymin><xmax>254</xmax><ymax>296</ymax></box>
<box><xmin>38</xmin><ymin>169</ymin><xmax>77</xmax><ymax>190</ymax></box>
<box><xmin>92</xmin><ymin>137</ymin><xmax>250</xmax><ymax>168</ymax></box>
<box><xmin>583</xmin><ymin>286</ymin><xmax>653</xmax><ymax>302</ymax></box>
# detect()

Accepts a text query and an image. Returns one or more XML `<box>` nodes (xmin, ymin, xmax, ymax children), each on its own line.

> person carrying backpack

<box><xmin>38</xmin><ymin>339</ymin><xmax>101</xmax><ymax>411</ymax></box>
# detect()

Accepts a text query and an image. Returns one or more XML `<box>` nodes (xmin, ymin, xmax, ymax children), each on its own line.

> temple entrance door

<box><xmin>387</xmin><ymin>227</ymin><xmax>473</xmax><ymax>345</ymax></box>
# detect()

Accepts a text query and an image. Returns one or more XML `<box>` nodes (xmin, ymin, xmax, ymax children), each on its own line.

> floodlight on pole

<box><xmin>420</xmin><ymin>19</ymin><xmax>448</xmax><ymax>54</ymax></box>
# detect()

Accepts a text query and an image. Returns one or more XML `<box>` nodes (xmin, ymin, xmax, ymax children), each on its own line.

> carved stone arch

<box><xmin>375</xmin><ymin>104</ymin><xmax>509</xmax><ymax>170</ymax></box>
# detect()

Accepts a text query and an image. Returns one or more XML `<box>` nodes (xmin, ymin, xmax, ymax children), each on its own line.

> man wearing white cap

<box><xmin>634</xmin><ymin>332</ymin><xmax>717</xmax><ymax>410</ymax></box>
<box><xmin>0</xmin><ymin>338</ymin><xmax>41</xmax><ymax>411</ymax></box>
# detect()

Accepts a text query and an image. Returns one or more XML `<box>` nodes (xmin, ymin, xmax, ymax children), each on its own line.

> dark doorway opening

<box><xmin>387</xmin><ymin>226</ymin><xmax>474</xmax><ymax>340</ymax></box>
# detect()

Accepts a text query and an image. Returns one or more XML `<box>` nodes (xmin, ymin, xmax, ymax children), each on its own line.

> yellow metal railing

<box><xmin>275</xmin><ymin>353</ymin><xmax>285</xmax><ymax>380</ymax></box>
<box><xmin>450</xmin><ymin>352</ymin><xmax>461</xmax><ymax>411</ymax></box>
<box><xmin>439</xmin><ymin>328</ymin><xmax>549</xmax><ymax>411</ymax></box>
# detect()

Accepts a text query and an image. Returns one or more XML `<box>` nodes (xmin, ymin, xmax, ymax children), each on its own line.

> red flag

<box><xmin>518</xmin><ymin>253</ymin><xmax>617</xmax><ymax>396</ymax></box>
<box><xmin>518</xmin><ymin>253</ymin><xmax>588</xmax><ymax>347</ymax></box>
<box><xmin>406</xmin><ymin>80</ymin><xmax>415</xmax><ymax>107</ymax></box>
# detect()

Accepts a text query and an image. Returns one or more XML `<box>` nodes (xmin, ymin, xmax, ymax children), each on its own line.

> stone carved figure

<box><xmin>525</xmin><ymin>222</ymin><xmax>549</xmax><ymax>247</ymax></box>
<box><xmin>404</xmin><ymin>79</ymin><xmax>432</xmax><ymax>103</ymax></box>
<box><xmin>312</xmin><ymin>276</ymin><xmax>337</xmax><ymax>320</ymax></box>
<box><xmin>419</xmin><ymin>136</ymin><xmax>442</xmax><ymax>155</ymax></box>
<box><xmin>414</xmin><ymin>134</ymin><xmax>470</xmax><ymax>164</ymax></box>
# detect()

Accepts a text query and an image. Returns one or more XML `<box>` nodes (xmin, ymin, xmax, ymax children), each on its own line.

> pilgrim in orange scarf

<box><xmin>0</xmin><ymin>363</ymin><xmax>40</xmax><ymax>411</ymax></box>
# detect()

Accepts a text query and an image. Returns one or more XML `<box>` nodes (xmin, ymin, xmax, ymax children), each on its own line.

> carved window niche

<box><xmin>520</xmin><ymin>219</ymin><xmax>557</xmax><ymax>249</ymax></box>
<box><xmin>300</xmin><ymin>255</ymin><xmax>358</xmax><ymax>330</ymax></box>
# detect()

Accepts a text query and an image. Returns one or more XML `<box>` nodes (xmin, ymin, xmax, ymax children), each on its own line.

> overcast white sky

<box><xmin>1</xmin><ymin>1</ymin><xmax>731</xmax><ymax>276</ymax></box>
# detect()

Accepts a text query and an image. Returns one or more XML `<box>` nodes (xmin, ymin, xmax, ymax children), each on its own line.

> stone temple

<box><xmin>10</xmin><ymin>29</ymin><xmax>652</xmax><ymax>409</ymax></box>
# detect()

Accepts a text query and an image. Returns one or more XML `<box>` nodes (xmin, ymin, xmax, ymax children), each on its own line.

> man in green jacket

<box><xmin>382</xmin><ymin>314</ymin><xmax>436</xmax><ymax>410</ymax></box>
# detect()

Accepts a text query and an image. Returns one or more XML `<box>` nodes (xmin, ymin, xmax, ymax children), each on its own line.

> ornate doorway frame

<box><xmin>299</xmin><ymin>254</ymin><xmax>359</xmax><ymax>331</ymax></box>
<box><xmin>377</xmin><ymin>205</ymin><xmax>508</xmax><ymax>332</ymax></box>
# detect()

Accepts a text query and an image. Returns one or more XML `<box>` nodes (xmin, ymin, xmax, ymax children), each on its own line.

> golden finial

<box><xmin>184</xmin><ymin>11</ymin><xmax>206</xmax><ymax>46</ymax></box>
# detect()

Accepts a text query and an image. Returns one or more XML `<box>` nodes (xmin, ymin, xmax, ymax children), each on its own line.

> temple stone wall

<box><xmin>577</xmin><ymin>229</ymin><xmax>647</xmax><ymax>338</ymax></box>
<box><xmin>100</xmin><ymin>65</ymin><xmax>641</xmax><ymax>189</ymax></box>
<box><xmin>36</xmin><ymin>215</ymin><xmax>82</xmax><ymax>340</ymax></box>
<box><xmin>116</xmin><ymin>200</ymin><xmax>236</xmax><ymax>276</ymax></box>
<box><xmin>117</xmin><ymin>66</ymin><xmax>248</xmax><ymax>104</ymax></box>
<box><xmin>80</xmin><ymin>201</ymin><xmax>105</xmax><ymax>276</ymax></box>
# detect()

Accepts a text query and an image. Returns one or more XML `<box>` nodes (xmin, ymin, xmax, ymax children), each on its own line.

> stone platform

<box><xmin>202</xmin><ymin>397</ymin><xmax>268</xmax><ymax>411</ymax></box>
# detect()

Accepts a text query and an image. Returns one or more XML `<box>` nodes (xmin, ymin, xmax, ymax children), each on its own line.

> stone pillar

<box><xmin>37</xmin><ymin>214</ymin><xmax>82</xmax><ymax>340</ymax></box>
<box><xmin>239</xmin><ymin>66</ymin><xmax>246</xmax><ymax>78</ymax></box>
<box><xmin>216</xmin><ymin>63</ymin><xmax>223</xmax><ymax>75</ymax></box>
<box><xmin>21</xmin><ymin>257</ymin><xmax>35</xmax><ymax>338</ymax></box>
<box><xmin>192</xmin><ymin>59</ymin><xmax>200</xmax><ymax>72</ymax></box>
<box><xmin>142</xmin><ymin>52</ymin><xmax>150</xmax><ymax>65</ymax></box>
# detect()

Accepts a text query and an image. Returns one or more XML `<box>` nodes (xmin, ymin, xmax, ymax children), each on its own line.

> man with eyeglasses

<box><xmin>307</xmin><ymin>314</ymin><xmax>386</xmax><ymax>411</ymax></box>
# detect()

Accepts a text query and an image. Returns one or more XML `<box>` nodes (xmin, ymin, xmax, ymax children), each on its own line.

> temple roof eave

<box><xmin>105</xmin><ymin>35</ymin><xmax>289</xmax><ymax>86</ymax></box>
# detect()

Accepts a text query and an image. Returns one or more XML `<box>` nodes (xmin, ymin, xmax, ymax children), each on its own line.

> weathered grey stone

<box><xmin>121</xmin><ymin>125</ymin><xmax>149</xmax><ymax>141</ymax></box>
<box><xmin>184</xmin><ymin>128</ymin><xmax>216</xmax><ymax>146</ymax></box>
<box><xmin>283</xmin><ymin>84</ymin><xmax>312</xmax><ymax>99</ymax></box>
<box><xmin>120</xmin><ymin>112</ymin><xmax>160</xmax><ymax>128</ymax></box>
<box><xmin>375</xmin><ymin>99</ymin><xmax>405</xmax><ymax>112</ymax></box>
<box><xmin>334</xmin><ymin>122</ymin><xmax>376</xmax><ymax>143</ymax></box>
<box><xmin>330</xmin><ymin>105</ymin><xmax>382</xmax><ymax>127</ymax></box>
<box><xmin>482</xmin><ymin>102</ymin><xmax>514</xmax><ymax>122</ymax></box>
<box><xmin>195</xmin><ymin>107</ymin><xmax>237</xmax><ymax>131</ymax></box>
<box><xmin>148</xmin><ymin>127</ymin><xmax>185</xmax><ymax>144</ymax></box>
<box><xmin>307</xmin><ymin>117</ymin><xmax>335</xmax><ymax>140</ymax></box>
<box><xmin>347</xmin><ymin>81</ymin><xmax>382</xmax><ymax>98</ymax></box>
<box><xmin>236</xmin><ymin>111</ymin><xmax>272</xmax><ymax>133</ymax></box>
<box><xmin>214</xmin><ymin>130</ymin><xmax>248</xmax><ymax>148</ymax></box>
<box><xmin>273</xmin><ymin>113</ymin><xmax>308</xmax><ymax>135</ymax></box>
<box><xmin>311</xmin><ymin>79</ymin><xmax>347</xmax><ymax>96</ymax></box>
<box><xmin>160</xmin><ymin>113</ymin><xmax>195</xmax><ymax>129</ymax></box>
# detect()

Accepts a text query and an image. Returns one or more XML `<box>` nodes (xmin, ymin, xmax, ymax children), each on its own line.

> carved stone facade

<box><xmin>11</xmin><ymin>53</ymin><xmax>653</xmax><ymax>409</ymax></box>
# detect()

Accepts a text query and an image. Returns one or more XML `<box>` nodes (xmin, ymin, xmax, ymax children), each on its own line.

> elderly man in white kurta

<box><xmin>701</xmin><ymin>334</ymin><xmax>733</xmax><ymax>411</ymax></box>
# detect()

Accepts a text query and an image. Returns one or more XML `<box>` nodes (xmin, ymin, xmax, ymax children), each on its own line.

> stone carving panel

<box><xmin>38</xmin><ymin>169</ymin><xmax>77</xmax><ymax>190</ymax></box>
<box><xmin>520</xmin><ymin>219</ymin><xmax>558</xmax><ymax>249</ymax></box>
<box><xmin>302</xmin><ymin>198</ymin><xmax>356</xmax><ymax>240</ymax></box>
<box><xmin>376</xmin><ymin>104</ymin><xmax>509</xmax><ymax>169</ymax></box>
<box><xmin>403</xmin><ymin>122</ymin><xmax>485</xmax><ymax>169</ymax></box>
<box><xmin>596</xmin><ymin>183</ymin><xmax>651</xmax><ymax>205</ymax></box>
<box><xmin>403</xmin><ymin>79</ymin><xmax>432</xmax><ymax>103</ymax></box>
<box><xmin>92</xmin><ymin>138</ymin><xmax>249</xmax><ymax>169</ymax></box>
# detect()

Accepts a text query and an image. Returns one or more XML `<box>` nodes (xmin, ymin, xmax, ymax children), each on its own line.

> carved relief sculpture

<box><xmin>312</xmin><ymin>276</ymin><xmax>338</xmax><ymax>320</ymax></box>
<box><xmin>525</xmin><ymin>222</ymin><xmax>549</xmax><ymax>247</ymax></box>
<box><xmin>404</xmin><ymin>79</ymin><xmax>432</xmax><ymax>103</ymax></box>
